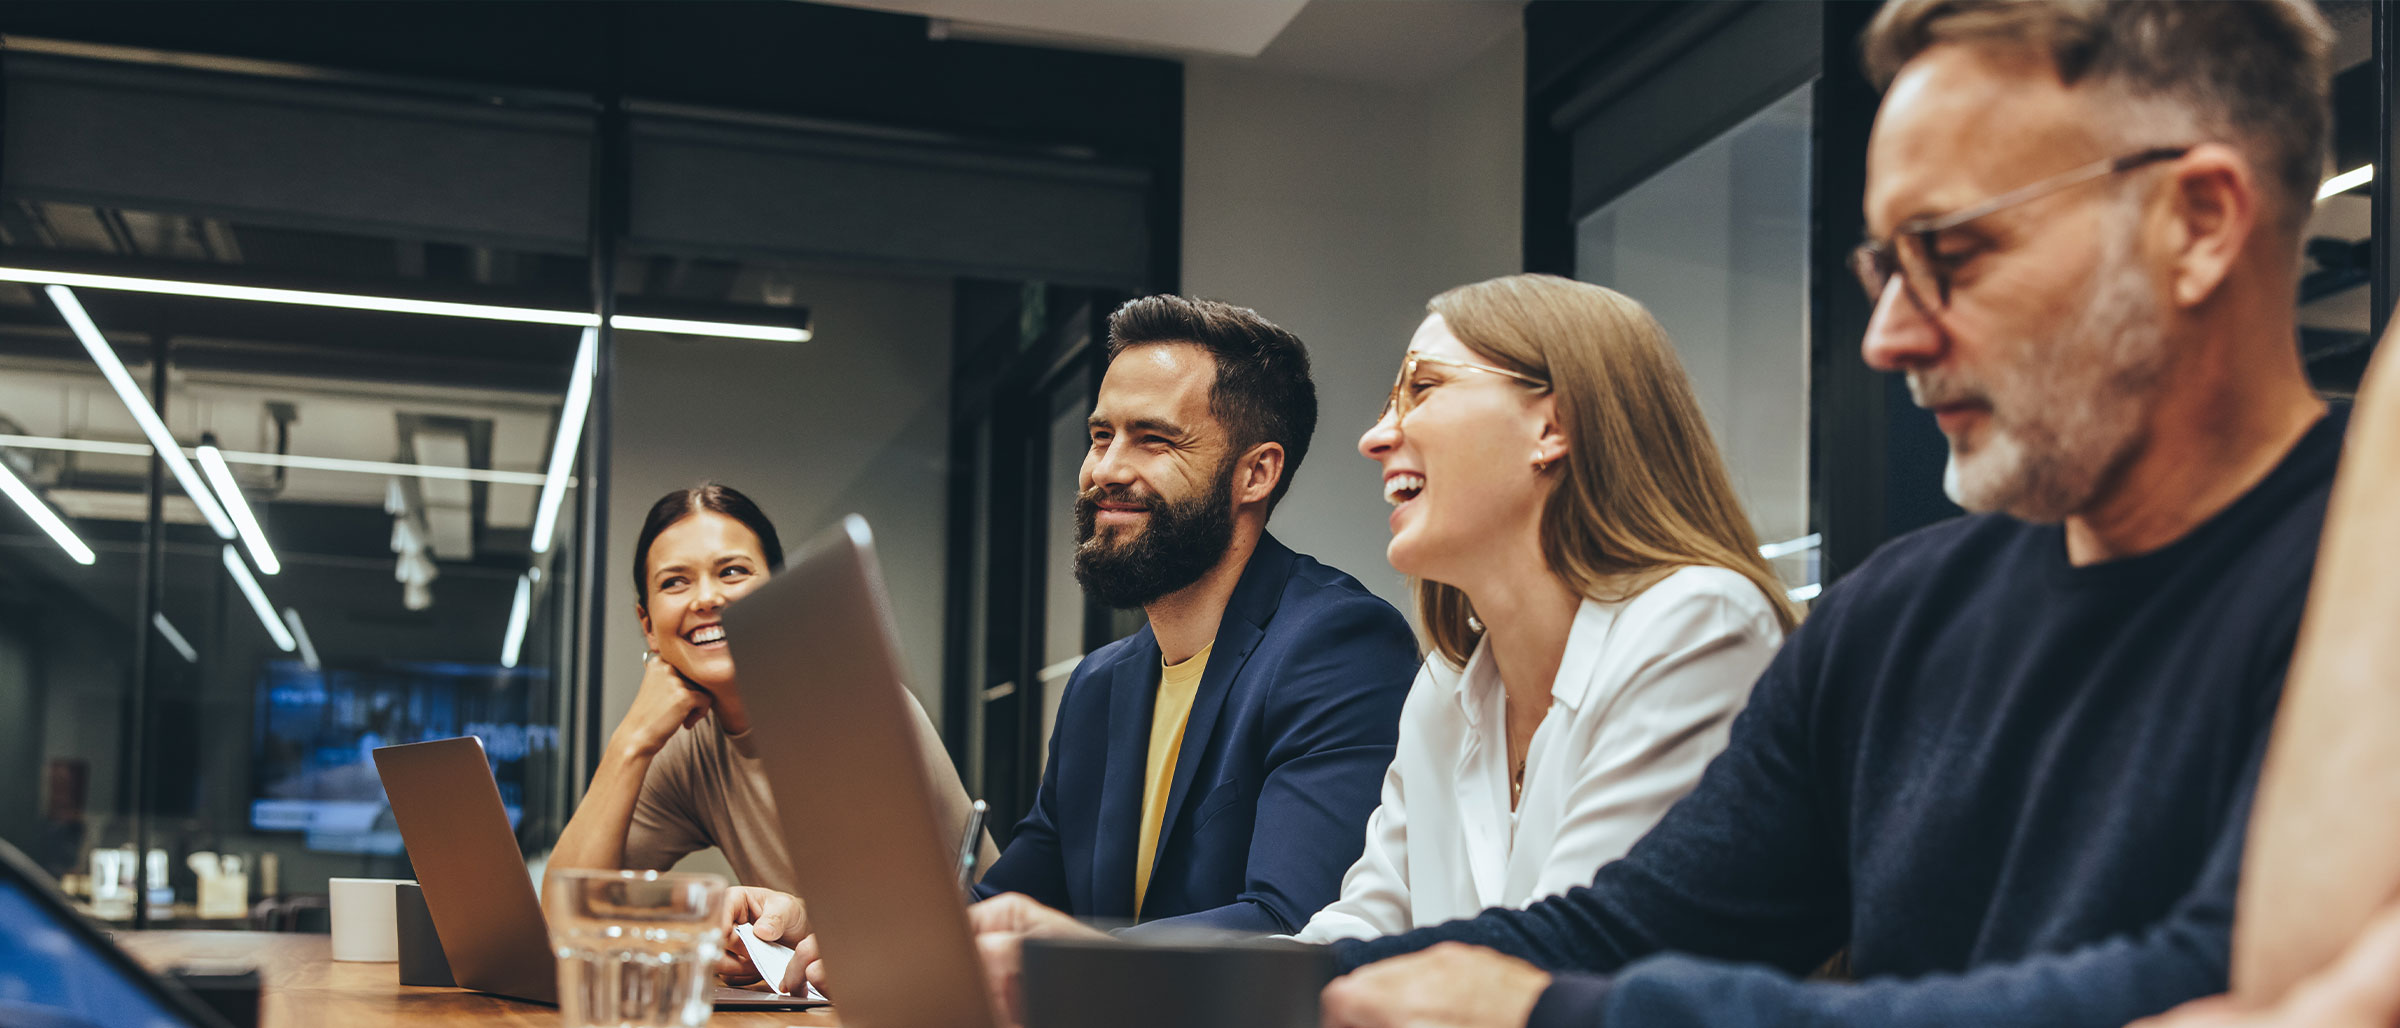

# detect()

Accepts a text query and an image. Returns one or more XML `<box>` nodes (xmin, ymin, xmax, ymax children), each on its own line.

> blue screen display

<box><xmin>250</xmin><ymin>659</ymin><xmax>554</xmax><ymax>854</ymax></box>
<box><xmin>0</xmin><ymin>878</ymin><xmax>196</xmax><ymax>1028</ymax></box>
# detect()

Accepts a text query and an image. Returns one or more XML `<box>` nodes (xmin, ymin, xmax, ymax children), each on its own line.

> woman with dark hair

<box><xmin>546</xmin><ymin>484</ymin><xmax>987</xmax><ymax>951</ymax></box>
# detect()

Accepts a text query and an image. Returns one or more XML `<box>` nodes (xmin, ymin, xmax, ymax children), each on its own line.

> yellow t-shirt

<box><xmin>1134</xmin><ymin>642</ymin><xmax>1211</xmax><ymax>914</ymax></box>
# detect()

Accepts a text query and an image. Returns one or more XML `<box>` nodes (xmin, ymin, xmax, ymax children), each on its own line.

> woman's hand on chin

<box><xmin>611</xmin><ymin>655</ymin><xmax>714</xmax><ymax>758</ymax></box>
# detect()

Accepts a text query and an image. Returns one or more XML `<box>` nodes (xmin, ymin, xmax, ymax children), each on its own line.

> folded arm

<box><xmin>1288</xmin><ymin>686</ymin><xmax>1423</xmax><ymax>943</ymax></box>
<box><xmin>971</xmin><ymin>689</ymin><xmax>1075</xmax><ymax>911</ymax></box>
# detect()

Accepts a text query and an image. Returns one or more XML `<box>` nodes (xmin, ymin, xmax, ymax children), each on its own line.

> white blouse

<box><xmin>1290</xmin><ymin>565</ymin><xmax>1785</xmax><ymax>943</ymax></box>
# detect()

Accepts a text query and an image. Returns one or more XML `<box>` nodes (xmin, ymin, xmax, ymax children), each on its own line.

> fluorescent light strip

<box><xmin>150</xmin><ymin>613</ymin><xmax>198</xmax><ymax>664</ymax></box>
<box><xmin>529</xmin><ymin>328</ymin><xmax>596</xmax><ymax>554</ymax></box>
<box><xmin>2320</xmin><ymin>164</ymin><xmax>2373</xmax><ymax>201</ymax></box>
<box><xmin>1787</xmin><ymin>582</ymin><xmax>1823</xmax><ymax>603</ymax></box>
<box><xmin>1758</xmin><ymin>533</ymin><xmax>1822</xmax><ymax>561</ymax></box>
<box><xmin>0</xmin><ymin>267</ymin><xmax>811</xmax><ymax>342</ymax></box>
<box><xmin>222</xmin><ymin>544</ymin><xmax>296</xmax><ymax>651</ymax></box>
<box><xmin>24</xmin><ymin>268</ymin><xmax>588</xmax><ymax>326</ymax></box>
<box><xmin>0</xmin><ymin>457</ymin><xmax>97</xmax><ymax>564</ymax></box>
<box><xmin>216</xmin><ymin>450</ymin><xmax>557</xmax><ymax>487</ymax></box>
<box><xmin>0</xmin><ymin>435</ymin><xmax>152</xmax><ymax>458</ymax></box>
<box><xmin>46</xmin><ymin>286</ymin><xmax>237</xmax><ymax>540</ymax></box>
<box><xmin>197</xmin><ymin>445</ymin><xmax>279</xmax><ymax>574</ymax></box>
<box><xmin>0</xmin><ymin>435</ymin><xmax>562</xmax><ymax>487</ymax></box>
<box><xmin>612</xmin><ymin>314</ymin><xmax>808</xmax><ymax>342</ymax></box>
<box><xmin>500</xmin><ymin>573</ymin><xmax>533</xmax><ymax>669</ymax></box>
<box><xmin>282</xmin><ymin>608</ymin><xmax>321</xmax><ymax>672</ymax></box>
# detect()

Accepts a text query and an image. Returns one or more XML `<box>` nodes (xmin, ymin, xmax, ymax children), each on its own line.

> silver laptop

<box><xmin>372</xmin><ymin>736</ymin><xmax>824</xmax><ymax>1010</ymax></box>
<box><xmin>721</xmin><ymin>514</ymin><xmax>998</xmax><ymax>1028</ymax></box>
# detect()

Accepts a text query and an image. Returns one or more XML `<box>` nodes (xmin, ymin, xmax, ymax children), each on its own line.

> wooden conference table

<box><xmin>122</xmin><ymin>931</ymin><xmax>842</xmax><ymax>1027</ymax></box>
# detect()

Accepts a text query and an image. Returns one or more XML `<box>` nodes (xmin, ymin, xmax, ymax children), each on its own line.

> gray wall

<box><xmin>602</xmin><ymin>268</ymin><xmax>955</xmax><ymax>757</ymax></box>
<box><xmin>1182</xmin><ymin>27</ymin><xmax>1525</xmax><ymax>617</ymax></box>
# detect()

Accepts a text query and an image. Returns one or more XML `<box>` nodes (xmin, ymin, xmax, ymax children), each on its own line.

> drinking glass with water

<box><xmin>544</xmin><ymin>868</ymin><xmax>727</xmax><ymax>1028</ymax></box>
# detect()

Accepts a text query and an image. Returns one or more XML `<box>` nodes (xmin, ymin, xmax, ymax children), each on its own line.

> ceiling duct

<box><xmin>393</xmin><ymin>413</ymin><xmax>485</xmax><ymax>561</ymax></box>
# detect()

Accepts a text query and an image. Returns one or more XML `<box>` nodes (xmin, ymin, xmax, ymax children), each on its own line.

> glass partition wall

<box><xmin>0</xmin><ymin>39</ymin><xmax>614</xmax><ymax>927</ymax></box>
<box><xmin>1577</xmin><ymin>83</ymin><xmax>1819</xmax><ymax>602</ymax></box>
<box><xmin>0</xmin><ymin>9</ymin><xmax>1182</xmax><ymax>916</ymax></box>
<box><xmin>0</xmin><ymin>213</ymin><xmax>593</xmax><ymax>929</ymax></box>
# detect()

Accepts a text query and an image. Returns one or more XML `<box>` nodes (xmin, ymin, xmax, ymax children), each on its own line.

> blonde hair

<box><xmin>1416</xmin><ymin>274</ymin><xmax>1797</xmax><ymax>667</ymax></box>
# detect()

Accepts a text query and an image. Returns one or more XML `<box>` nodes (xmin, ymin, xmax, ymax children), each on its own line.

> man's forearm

<box><xmin>1530</xmin><ymin>935</ymin><xmax>2223</xmax><ymax>1028</ymax></box>
<box><xmin>1120</xmin><ymin>896</ymin><xmax>1290</xmax><ymax>937</ymax></box>
<box><xmin>1331</xmin><ymin>883</ymin><xmax>1628</xmax><ymax>975</ymax></box>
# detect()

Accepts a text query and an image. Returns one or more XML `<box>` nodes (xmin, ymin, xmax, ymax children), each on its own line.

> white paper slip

<box><xmin>734</xmin><ymin>923</ymin><xmax>829</xmax><ymax>1001</ymax></box>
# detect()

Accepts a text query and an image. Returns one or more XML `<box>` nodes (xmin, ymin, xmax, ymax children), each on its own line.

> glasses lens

<box><xmin>1893</xmin><ymin>233</ymin><xmax>1948</xmax><ymax>311</ymax></box>
<box><xmin>1854</xmin><ymin>238</ymin><xmax>1948</xmax><ymax>312</ymax></box>
<box><xmin>1850</xmin><ymin>244</ymin><xmax>1891</xmax><ymax>301</ymax></box>
<box><xmin>1380</xmin><ymin>356</ymin><xmax>1415</xmax><ymax>424</ymax></box>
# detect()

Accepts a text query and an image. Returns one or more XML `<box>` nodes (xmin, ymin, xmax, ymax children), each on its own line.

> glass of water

<box><xmin>543</xmin><ymin>868</ymin><xmax>727</xmax><ymax>1028</ymax></box>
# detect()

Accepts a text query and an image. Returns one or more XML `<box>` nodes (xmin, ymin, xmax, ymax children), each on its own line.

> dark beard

<box><xmin>1071</xmin><ymin>458</ymin><xmax>1238</xmax><ymax>610</ymax></box>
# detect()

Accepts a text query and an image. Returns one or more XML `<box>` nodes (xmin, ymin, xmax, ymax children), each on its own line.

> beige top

<box><xmin>623</xmin><ymin>687</ymin><xmax>997</xmax><ymax>895</ymax></box>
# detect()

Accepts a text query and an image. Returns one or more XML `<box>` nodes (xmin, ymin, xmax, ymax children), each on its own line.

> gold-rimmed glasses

<box><xmin>1849</xmin><ymin>145</ymin><xmax>2191</xmax><ymax>312</ymax></box>
<box><xmin>1378</xmin><ymin>351</ymin><xmax>1550</xmax><ymax>427</ymax></box>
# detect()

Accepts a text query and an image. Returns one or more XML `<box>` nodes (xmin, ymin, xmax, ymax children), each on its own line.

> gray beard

<box><xmin>1925</xmin><ymin>230</ymin><xmax>2168</xmax><ymax>523</ymax></box>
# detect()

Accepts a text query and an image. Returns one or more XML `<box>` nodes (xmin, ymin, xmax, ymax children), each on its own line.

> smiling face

<box><xmin>1860</xmin><ymin>43</ymin><xmax>2173</xmax><ymax>522</ymax></box>
<box><xmin>1072</xmin><ymin>342</ymin><xmax>1245</xmax><ymax>609</ymax></box>
<box><xmin>636</xmin><ymin>510</ymin><xmax>771</xmax><ymax>693</ymax></box>
<box><xmin>1358</xmin><ymin>314</ymin><xmax>1556</xmax><ymax>585</ymax></box>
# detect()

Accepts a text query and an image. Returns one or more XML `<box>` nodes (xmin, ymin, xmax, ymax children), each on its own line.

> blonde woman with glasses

<box><xmin>1290</xmin><ymin>272</ymin><xmax>1795</xmax><ymax>942</ymax></box>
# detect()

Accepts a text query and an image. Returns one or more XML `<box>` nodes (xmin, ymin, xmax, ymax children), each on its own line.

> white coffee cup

<box><xmin>328</xmin><ymin>877</ymin><xmax>414</xmax><ymax>962</ymax></box>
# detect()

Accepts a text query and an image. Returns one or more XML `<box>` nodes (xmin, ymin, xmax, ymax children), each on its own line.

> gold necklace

<box><xmin>1510</xmin><ymin>758</ymin><xmax>1527</xmax><ymax>806</ymax></box>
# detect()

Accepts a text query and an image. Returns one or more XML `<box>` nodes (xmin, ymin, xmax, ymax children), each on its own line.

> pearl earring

<box><xmin>1531</xmin><ymin>450</ymin><xmax>1550</xmax><ymax>473</ymax></box>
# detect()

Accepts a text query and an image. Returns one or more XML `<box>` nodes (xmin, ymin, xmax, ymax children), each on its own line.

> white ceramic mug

<box><xmin>328</xmin><ymin>877</ymin><xmax>414</xmax><ymax>961</ymax></box>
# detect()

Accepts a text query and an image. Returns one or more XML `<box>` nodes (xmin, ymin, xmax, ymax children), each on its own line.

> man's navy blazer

<box><xmin>972</xmin><ymin>532</ymin><xmax>1418</xmax><ymax>933</ymax></box>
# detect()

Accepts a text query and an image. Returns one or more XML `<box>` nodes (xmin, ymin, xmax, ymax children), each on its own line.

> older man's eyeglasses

<box><xmin>1378</xmin><ymin>351</ymin><xmax>1550</xmax><ymax>427</ymax></box>
<box><xmin>1849</xmin><ymin>145</ymin><xmax>2190</xmax><ymax>312</ymax></box>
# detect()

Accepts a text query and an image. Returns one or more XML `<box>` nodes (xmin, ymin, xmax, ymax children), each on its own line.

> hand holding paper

<box><xmin>733</xmin><ymin>923</ymin><xmax>827</xmax><ymax>1001</ymax></box>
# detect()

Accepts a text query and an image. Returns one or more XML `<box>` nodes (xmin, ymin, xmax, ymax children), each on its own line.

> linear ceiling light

<box><xmin>529</xmin><ymin>328</ymin><xmax>596</xmax><ymax>555</ymax></box>
<box><xmin>216</xmin><ymin>449</ymin><xmax>555</xmax><ymax>487</ymax></box>
<box><xmin>611</xmin><ymin>314</ymin><xmax>808</xmax><ymax>342</ymax></box>
<box><xmin>150</xmin><ymin>612</ymin><xmax>199</xmax><ymax>664</ymax></box>
<box><xmin>500</xmin><ymin>572</ymin><xmax>533</xmax><ymax>669</ymax></box>
<box><xmin>222</xmin><ymin>544</ymin><xmax>296</xmax><ymax>652</ymax></box>
<box><xmin>1758</xmin><ymin>533</ymin><xmax>1822</xmax><ymax>561</ymax></box>
<box><xmin>282</xmin><ymin>607</ymin><xmax>321</xmax><ymax>672</ymax></box>
<box><xmin>0</xmin><ymin>267</ymin><xmax>810</xmax><ymax>342</ymax></box>
<box><xmin>46</xmin><ymin>286</ymin><xmax>237</xmax><ymax>540</ymax></box>
<box><xmin>0</xmin><ymin>456</ymin><xmax>97</xmax><ymax>564</ymax></box>
<box><xmin>197</xmin><ymin>443</ymin><xmax>279</xmax><ymax>574</ymax></box>
<box><xmin>0</xmin><ymin>435</ymin><xmax>563</xmax><ymax>488</ymax></box>
<box><xmin>2319</xmin><ymin>164</ymin><xmax>2373</xmax><ymax>201</ymax></box>
<box><xmin>0</xmin><ymin>435</ymin><xmax>150</xmax><ymax>458</ymax></box>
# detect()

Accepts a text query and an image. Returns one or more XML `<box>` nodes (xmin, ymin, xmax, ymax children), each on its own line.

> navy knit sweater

<box><xmin>1332</xmin><ymin>410</ymin><xmax>2345</xmax><ymax>1027</ymax></box>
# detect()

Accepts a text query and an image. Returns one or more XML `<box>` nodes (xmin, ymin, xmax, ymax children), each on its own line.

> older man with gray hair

<box><xmin>1310</xmin><ymin>1</ymin><xmax>2345</xmax><ymax>1025</ymax></box>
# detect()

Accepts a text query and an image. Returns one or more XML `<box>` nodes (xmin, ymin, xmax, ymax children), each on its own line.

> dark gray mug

<box><xmin>394</xmin><ymin>882</ymin><xmax>454</xmax><ymax>987</ymax></box>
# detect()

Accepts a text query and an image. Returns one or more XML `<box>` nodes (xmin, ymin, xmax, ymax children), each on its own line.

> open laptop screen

<box><xmin>0</xmin><ymin>857</ymin><xmax>213</xmax><ymax>1028</ymax></box>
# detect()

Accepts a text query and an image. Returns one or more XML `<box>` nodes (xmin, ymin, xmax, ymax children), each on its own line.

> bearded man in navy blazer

<box><xmin>967</xmin><ymin>294</ymin><xmax>1419</xmax><ymax>933</ymax></box>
